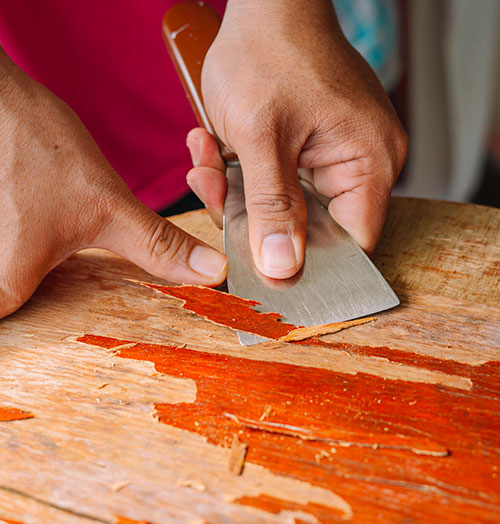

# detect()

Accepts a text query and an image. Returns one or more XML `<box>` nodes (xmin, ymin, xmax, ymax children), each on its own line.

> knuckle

<box><xmin>145</xmin><ymin>219</ymin><xmax>187</xmax><ymax>263</ymax></box>
<box><xmin>247</xmin><ymin>187</ymin><xmax>305</xmax><ymax>221</ymax></box>
<box><xmin>65</xmin><ymin>167</ymin><xmax>119</xmax><ymax>248</ymax></box>
<box><xmin>246</xmin><ymin>102</ymin><xmax>279</xmax><ymax>135</ymax></box>
<box><xmin>231</xmin><ymin>96</ymin><xmax>286</xmax><ymax>149</ymax></box>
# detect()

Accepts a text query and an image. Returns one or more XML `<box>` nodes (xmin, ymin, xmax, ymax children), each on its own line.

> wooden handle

<box><xmin>162</xmin><ymin>1</ymin><xmax>236</xmax><ymax>162</ymax></box>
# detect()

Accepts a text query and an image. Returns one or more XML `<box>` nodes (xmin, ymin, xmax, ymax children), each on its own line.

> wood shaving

<box><xmin>111</xmin><ymin>480</ymin><xmax>132</xmax><ymax>492</ymax></box>
<box><xmin>314</xmin><ymin>449</ymin><xmax>331</xmax><ymax>463</ymax></box>
<box><xmin>228</xmin><ymin>434</ymin><xmax>248</xmax><ymax>475</ymax></box>
<box><xmin>228</xmin><ymin>435</ymin><xmax>248</xmax><ymax>475</ymax></box>
<box><xmin>225</xmin><ymin>413</ymin><xmax>449</xmax><ymax>457</ymax></box>
<box><xmin>177</xmin><ymin>479</ymin><xmax>206</xmax><ymax>491</ymax></box>
<box><xmin>280</xmin><ymin>317</ymin><xmax>377</xmax><ymax>342</ymax></box>
<box><xmin>110</xmin><ymin>342</ymin><xmax>139</xmax><ymax>353</ymax></box>
<box><xmin>259</xmin><ymin>405</ymin><xmax>272</xmax><ymax>421</ymax></box>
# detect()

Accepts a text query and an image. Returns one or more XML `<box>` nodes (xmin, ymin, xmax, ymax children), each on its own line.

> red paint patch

<box><xmin>308</xmin><ymin>339</ymin><xmax>500</xmax><ymax>396</ymax></box>
<box><xmin>0</xmin><ymin>407</ymin><xmax>34</xmax><ymax>422</ymax></box>
<box><xmin>140</xmin><ymin>283</ymin><xmax>500</xmax><ymax>395</ymax></box>
<box><xmin>80</xmin><ymin>335</ymin><xmax>500</xmax><ymax>523</ymax></box>
<box><xmin>140</xmin><ymin>283</ymin><xmax>296</xmax><ymax>339</ymax></box>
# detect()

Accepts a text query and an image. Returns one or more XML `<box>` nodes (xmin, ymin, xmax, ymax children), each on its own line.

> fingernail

<box><xmin>187</xmin><ymin>137</ymin><xmax>201</xmax><ymax>166</ymax></box>
<box><xmin>189</xmin><ymin>245</ymin><xmax>227</xmax><ymax>280</ymax></box>
<box><xmin>260</xmin><ymin>233</ymin><xmax>299</xmax><ymax>274</ymax></box>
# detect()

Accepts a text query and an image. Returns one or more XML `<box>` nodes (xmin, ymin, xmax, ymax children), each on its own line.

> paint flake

<box><xmin>0</xmin><ymin>407</ymin><xmax>34</xmax><ymax>422</ymax></box>
<box><xmin>111</xmin><ymin>480</ymin><xmax>132</xmax><ymax>492</ymax></box>
<box><xmin>177</xmin><ymin>478</ymin><xmax>207</xmax><ymax>491</ymax></box>
<box><xmin>280</xmin><ymin>317</ymin><xmax>377</xmax><ymax>342</ymax></box>
<box><xmin>114</xmin><ymin>516</ymin><xmax>153</xmax><ymax>524</ymax></box>
<box><xmin>139</xmin><ymin>282</ymin><xmax>296</xmax><ymax>339</ymax></box>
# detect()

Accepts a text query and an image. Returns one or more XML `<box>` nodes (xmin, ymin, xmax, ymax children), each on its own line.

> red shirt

<box><xmin>0</xmin><ymin>1</ymin><xmax>226</xmax><ymax>210</ymax></box>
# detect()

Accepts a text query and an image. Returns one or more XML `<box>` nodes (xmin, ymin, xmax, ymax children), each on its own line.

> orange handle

<box><xmin>162</xmin><ymin>1</ymin><xmax>236</xmax><ymax>162</ymax></box>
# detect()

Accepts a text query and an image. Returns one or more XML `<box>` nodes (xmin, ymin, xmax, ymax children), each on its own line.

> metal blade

<box><xmin>224</xmin><ymin>165</ymin><xmax>399</xmax><ymax>345</ymax></box>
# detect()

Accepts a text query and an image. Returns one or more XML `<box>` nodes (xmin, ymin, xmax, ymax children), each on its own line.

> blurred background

<box><xmin>337</xmin><ymin>0</ymin><xmax>500</xmax><ymax>208</ymax></box>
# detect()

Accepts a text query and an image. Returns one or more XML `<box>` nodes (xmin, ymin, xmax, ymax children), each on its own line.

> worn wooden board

<box><xmin>0</xmin><ymin>197</ymin><xmax>499</xmax><ymax>524</ymax></box>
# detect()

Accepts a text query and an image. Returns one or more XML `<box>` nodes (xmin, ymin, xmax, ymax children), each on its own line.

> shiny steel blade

<box><xmin>224</xmin><ymin>165</ymin><xmax>399</xmax><ymax>346</ymax></box>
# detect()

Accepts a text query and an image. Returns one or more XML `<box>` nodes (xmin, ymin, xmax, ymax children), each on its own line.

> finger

<box><xmin>96</xmin><ymin>194</ymin><xmax>227</xmax><ymax>286</ymax></box>
<box><xmin>312</xmin><ymin>161</ymin><xmax>392</xmax><ymax>253</ymax></box>
<box><xmin>312</xmin><ymin>161</ymin><xmax>367</xmax><ymax>199</ymax></box>
<box><xmin>186</xmin><ymin>167</ymin><xmax>227</xmax><ymax>229</ymax></box>
<box><xmin>186</xmin><ymin>128</ymin><xmax>226</xmax><ymax>171</ymax></box>
<box><xmin>237</xmin><ymin>144</ymin><xmax>307</xmax><ymax>280</ymax></box>
<box><xmin>186</xmin><ymin>128</ymin><xmax>227</xmax><ymax>228</ymax></box>
<box><xmin>327</xmin><ymin>182</ymin><xmax>390</xmax><ymax>254</ymax></box>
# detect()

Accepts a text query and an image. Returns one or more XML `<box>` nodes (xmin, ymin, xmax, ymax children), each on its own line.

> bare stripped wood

<box><xmin>0</xmin><ymin>197</ymin><xmax>498</xmax><ymax>524</ymax></box>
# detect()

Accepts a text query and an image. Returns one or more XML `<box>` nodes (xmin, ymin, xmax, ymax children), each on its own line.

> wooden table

<box><xmin>0</xmin><ymin>197</ymin><xmax>499</xmax><ymax>524</ymax></box>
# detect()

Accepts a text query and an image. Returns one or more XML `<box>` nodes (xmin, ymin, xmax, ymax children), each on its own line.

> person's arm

<box><xmin>0</xmin><ymin>47</ymin><xmax>226</xmax><ymax>319</ymax></box>
<box><xmin>187</xmin><ymin>0</ymin><xmax>407</xmax><ymax>279</ymax></box>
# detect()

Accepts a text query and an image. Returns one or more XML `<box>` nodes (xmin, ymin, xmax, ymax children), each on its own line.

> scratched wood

<box><xmin>0</xmin><ymin>196</ymin><xmax>498</xmax><ymax>524</ymax></box>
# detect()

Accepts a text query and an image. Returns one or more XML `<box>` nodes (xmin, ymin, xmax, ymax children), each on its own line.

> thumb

<box><xmin>96</xmin><ymin>194</ymin><xmax>227</xmax><ymax>286</ymax></box>
<box><xmin>237</xmin><ymin>145</ymin><xmax>307</xmax><ymax>280</ymax></box>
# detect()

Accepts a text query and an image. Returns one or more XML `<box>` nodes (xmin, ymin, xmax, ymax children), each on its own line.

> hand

<box><xmin>186</xmin><ymin>0</ymin><xmax>407</xmax><ymax>279</ymax></box>
<box><xmin>0</xmin><ymin>50</ymin><xmax>227</xmax><ymax>319</ymax></box>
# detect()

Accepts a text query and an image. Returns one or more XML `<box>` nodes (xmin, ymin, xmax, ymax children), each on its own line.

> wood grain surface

<box><xmin>0</xmin><ymin>197</ymin><xmax>498</xmax><ymax>524</ymax></box>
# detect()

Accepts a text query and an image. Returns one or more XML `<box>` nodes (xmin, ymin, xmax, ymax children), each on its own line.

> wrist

<box><xmin>224</xmin><ymin>0</ymin><xmax>340</xmax><ymax>29</ymax></box>
<box><xmin>222</xmin><ymin>0</ymin><xmax>345</xmax><ymax>52</ymax></box>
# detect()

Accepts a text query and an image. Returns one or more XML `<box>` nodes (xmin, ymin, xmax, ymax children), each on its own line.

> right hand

<box><xmin>187</xmin><ymin>0</ymin><xmax>407</xmax><ymax>280</ymax></box>
<box><xmin>0</xmin><ymin>50</ymin><xmax>227</xmax><ymax>319</ymax></box>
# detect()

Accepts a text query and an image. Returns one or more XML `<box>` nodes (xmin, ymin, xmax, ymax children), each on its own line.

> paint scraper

<box><xmin>163</xmin><ymin>1</ymin><xmax>399</xmax><ymax>345</ymax></box>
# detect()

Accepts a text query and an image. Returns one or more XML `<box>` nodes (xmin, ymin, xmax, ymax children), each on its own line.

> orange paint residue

<box><xmin>1</xmin><ymin>518</ymin><xmax>26</xmax><ymax>524</ymax></box>
<box><xmin>114</xmin><ymin>516</ymin><xmax>154</xmax><ymax>524</ymax></box>
<box><xmin>137</xmin><ymin>282</ymin><xmax>500</xmax><ymax>397</ymax></box>
<box><xmin>79</xmin><ymin>334</ymin><xmax>500</xmax><ymax>523</ymax></box>
<box><xmin>139</xmin><ymin>283</ymin><xmax>296</xmax><ymax>339</ymax></box>
<box><xmin>0</xmin><ymin>407</ymin><xmax>34</xmax><ymax>422</ymax></box>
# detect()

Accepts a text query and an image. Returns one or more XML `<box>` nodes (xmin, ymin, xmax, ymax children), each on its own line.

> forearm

<box><xmin>0</xmin><ymin>46</ymin><xmax>21</xmax><ymax>135</ymax></box>
<box><xmin>0</xmin><ymin>46</ymin><xmax>17</xmax><ymax>80</ymax></box>
<box><xmin>0</xmin><ymin>46</ymin><xmax>26</xmax><ymax>110</ymax></box>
